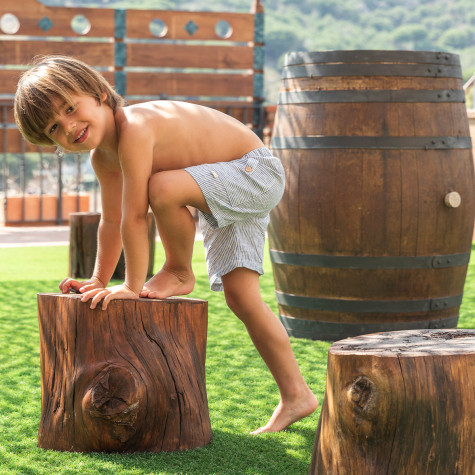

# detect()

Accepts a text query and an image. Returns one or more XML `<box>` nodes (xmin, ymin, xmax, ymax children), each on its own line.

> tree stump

<box><xmin>310</xmin><ymin>329</ymin><xmax>475</xmax><ymax>475</ymax></box>
<box><xmin>37</xmin><ymin>293</ymin><xmax>212</xmax><ymax>452</ymax></box>
<box><xmin>69</xmin><ymin>212</ymin><xmax>156</xmax><ymax>280</ymax></box>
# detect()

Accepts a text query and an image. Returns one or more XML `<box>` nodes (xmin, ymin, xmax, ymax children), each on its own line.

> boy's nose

<box><xmin>64</xmin><ymin>121</ymin><xmax>76</xmax><ymax>136</ymax></box>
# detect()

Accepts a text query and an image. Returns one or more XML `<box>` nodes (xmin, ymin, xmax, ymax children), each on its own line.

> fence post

<box><xmin>2</xmin><ymin>104</ymin><xmax>8</xmax><ymax>222</ymax></box>
<box><xmin>114</xmin><ymin>9</ymin><xmax>127</xmax><ymax>97</ymax></box>
<box><xmin>75</xmin><ymin>153</ymin><xmax>81</xmax><ymax>212</ymax></box>
<box><xmin>56</xmin><ymin>147</ymin><xmax>63</xmax><ymax>225</ymax></box>
<box><xmin>252</xmin><ymin>0</ymin><xmax>265</xmax><ymax>137</ymax></box>
<box><xmin>20</xmin><ymin>137</ymin><xmax>26</xmax><ymax>221</ymax></box>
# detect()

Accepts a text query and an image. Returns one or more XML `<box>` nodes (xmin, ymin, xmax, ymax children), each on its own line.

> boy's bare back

<box><xmin>114</xmin><ymin>101</ymin><xmax>264</xmax><ymax>173</ymax></box>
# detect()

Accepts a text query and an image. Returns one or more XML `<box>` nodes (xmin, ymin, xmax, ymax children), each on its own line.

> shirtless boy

<box><xmin>14</xmin><ymin>55</ymin><xmax>318</xmax><ymax>435</ymax></box>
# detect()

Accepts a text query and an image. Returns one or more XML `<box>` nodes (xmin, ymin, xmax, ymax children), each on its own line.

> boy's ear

<box><xmin>101</xmin><ymin>92</ymin><xmax>107</xmax><ymax>102</ymax></box>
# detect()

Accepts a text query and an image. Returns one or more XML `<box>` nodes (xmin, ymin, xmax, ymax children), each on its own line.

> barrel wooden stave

<box><xmin>278</xmin><ymin>306</ymin><xmax>459</xmax><ymax>325</ymax></box>
<box><xmin>269</xmin><ymin>50</ymin><xmax>475</xmax><ymax>341</ymax></box>
<box><xmin>273</xmin><ymin>266</ymin><xmax>468</xmax><ymax>301</ymax></box>
<box><xmin>274</xmin><ymin>102</ymin><xmax>469</xmax><ymax>137</ymax></box>
<box><xmin>282</xmin><ymin>76</ymin><xmax>464</xmax><ymax>92</ymax></box>
<box><xmin>269</xmin><ymin>149</ymin><xmax>474</xmax><ymax>256</ymax></box>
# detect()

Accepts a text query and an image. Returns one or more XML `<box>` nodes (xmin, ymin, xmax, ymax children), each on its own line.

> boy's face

<box><xmin>43</xmin><ymin>93</ymin><xmax>108</xmax><ymax>152</ymax></box>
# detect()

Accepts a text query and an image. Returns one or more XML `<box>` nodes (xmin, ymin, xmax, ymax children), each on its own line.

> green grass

<box><xmin>1</xmin><ymin>242</ymin><xmax>474</xmax><ymax>474</ymax></box>
<box><xmin>0</xmin><ymin>242</ymin><xmax>329</xmax><ymax>475</ymax></box>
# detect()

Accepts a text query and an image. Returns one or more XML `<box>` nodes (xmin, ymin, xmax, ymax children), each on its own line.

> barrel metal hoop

<box><xmin>278</xmin><ymin>90</ymin><xmax>466</xmax><ymax>104</ymax></box>
<box><xmin>284</xmin><ymin>50</ymin><xmax>461</xmax><ymax>67</ymax></box>
<box><xmin>275</xmin><ymin>291</ymin><xmax>463</xmax><ymax>313</ymax></box>
<box><xmin>282</xmin><ymin>63</ymin><xmax>462</xmax><ymax>79</ymax></box>
<box><xmin>278</xmin><ymin>314</ymin><xmax>460</xmax><ymax>341</ymax></box>
<box><xmin>270</xmin><ymin>136</ymin><xmax>473</xmax><ymax>150</ymax></box>
<box><xmin>269</xmin><ymin>250</ymin><xmax>471</xmax><ymax>269</ymax></box>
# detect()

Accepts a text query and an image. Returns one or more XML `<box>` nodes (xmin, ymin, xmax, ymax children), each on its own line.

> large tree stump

<box><xmin>69</xmin><ymin>212</ymin><xmax>156</xmax><ymax>280</ymax></box>
<box><xmin>37</xmin><ymin>293</ymin><xmax>212</xmax><ymax>452</ymax></box>
<box><xmin>310</xmin><ymin>329</ymin><xmax>475</xmax><ymax>475</ymax></box>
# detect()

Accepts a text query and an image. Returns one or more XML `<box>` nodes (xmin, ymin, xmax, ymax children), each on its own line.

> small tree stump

<box><xmin>37</xmin><ymin>293</ymin><xmax>212</xmax><ymax>452</ymax></box>
<box><xmin>310</xmin><ymin>329</ymin><xmax>475</xmax><ymax>475</ymax></box>
<box><xmin>69</xmin><ymin>212</ymin><xmax>156</xmax><ymax>280</ymax></box>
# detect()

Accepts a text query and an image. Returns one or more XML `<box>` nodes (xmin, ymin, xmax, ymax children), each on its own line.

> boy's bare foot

<box><xmin>140</xmin><ymin>267</ymin><xmax>195</xmax><ymax>299</ymax></box>
<box><xmin>250</xmin><ymin>389</ymin><xmax>319</xmax><ymax>435</ymax></box>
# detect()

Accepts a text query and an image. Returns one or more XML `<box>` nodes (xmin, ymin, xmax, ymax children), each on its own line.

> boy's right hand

<box><xmin>59</xmin><ymin>276</ymin><xmax>105</xmax><ymax>295</ymax></box>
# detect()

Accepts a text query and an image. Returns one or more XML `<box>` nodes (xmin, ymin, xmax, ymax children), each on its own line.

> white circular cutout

<box><xmin>150</xmin><ymin>18</ymin><xmax>168</xmax><ymax>38</ymax></box>
<box><xmin>0</xmin><ymin>13</ymin><xmax>20</xmax><ymax>35</ymax></box>
<box><xmin>71</xmin><ymin>15</ymin><xmax>91</xmax><ymax>35</ymax></box>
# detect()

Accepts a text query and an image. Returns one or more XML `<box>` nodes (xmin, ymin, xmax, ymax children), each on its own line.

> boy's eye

<box><xmin>49</xmin><ymin>124</ymin><xmax>57</xmax><ymax>134</ymax></box>
<box><xmin>66</xmin><ymin>104</ymin><xmax>75</xmax><ymax>113</ymax></box>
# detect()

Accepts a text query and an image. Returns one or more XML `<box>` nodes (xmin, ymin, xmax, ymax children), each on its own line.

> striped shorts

<box><xmin>185</xmin><ymin>147</ymin><xmax>285</xmax><ymax>291</ymax></box>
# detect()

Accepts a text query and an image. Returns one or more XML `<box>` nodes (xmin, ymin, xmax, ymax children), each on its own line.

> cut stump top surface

<box><xmin>330</xmin><ymin>329</ymin><xmax>475</xmax><ymax>357</ymax></box>
<box><xmin>37</xmin><ymin>292</ymin><xmax>207</xmax><ymax>305</ymax></box>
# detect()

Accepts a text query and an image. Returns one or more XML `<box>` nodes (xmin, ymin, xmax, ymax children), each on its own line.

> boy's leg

<box><xmin>141</xmin><ymin>169</ymin><xmax>211</xmax><ymax>299</ymax></box>
<box><xmin>221</xmin><ymin>267</ymin><xmax>319</xmax><ymax>434</ymax></box>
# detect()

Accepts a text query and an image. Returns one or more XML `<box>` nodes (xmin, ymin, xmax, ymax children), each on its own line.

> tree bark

<box><xmin>68</xmin><ymin>212</ymin><xmax>156</xmax><ymax>280</ymax></box>
<box><xmin>37</xmin><ymin>293</ymin><xmax>212</xmax><ymax>453</ymax></box>
<box><xmin>310</xmin><ymin>329</ymin><xmax>475</xmax><ymax>475</ymax></box>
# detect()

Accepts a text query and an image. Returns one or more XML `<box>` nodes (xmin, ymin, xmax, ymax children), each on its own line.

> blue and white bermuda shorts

<box><xmin>185</xmin><ymin>147</ymin><xmax>285</xmax><ymax>291</ymax></box>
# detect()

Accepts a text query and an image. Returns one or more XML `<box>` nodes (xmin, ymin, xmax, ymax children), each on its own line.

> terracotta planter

<box><xmin>4</xmin><ymin>194</ymin><xmax>90</xmax><ymax>224</ymax></box>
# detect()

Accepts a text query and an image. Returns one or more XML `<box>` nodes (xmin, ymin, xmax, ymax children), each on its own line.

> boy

<box><xmin>14</xmin><ymin>55</ymin><xmax>318</xmax><ymax>435</ymax></box>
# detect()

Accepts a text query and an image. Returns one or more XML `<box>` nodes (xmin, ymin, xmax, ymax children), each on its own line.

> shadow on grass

<box><xmin>80</xmin><ymin>427</ymin><xmax>316</xmax><ymax>475</ymax></box>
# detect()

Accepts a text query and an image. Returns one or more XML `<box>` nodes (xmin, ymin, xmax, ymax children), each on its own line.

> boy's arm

<box><xmin>59</xmin><ymin>153</ymin><xmax>123</xmax><ymax>294</ymax></box>
<box><xmin>81</xmin><ymin>124</ymin><xmax>153</xmax><ymax>309</ymax></box>
<box><xmin>118</xmin><ymin>126</ymin><xmax>153</xmax><ymax>294</ymax></box>
<box><xmin>91</xmin><ymin>158</ymin><xmax>124</xmax><ymax>287</ymax></box>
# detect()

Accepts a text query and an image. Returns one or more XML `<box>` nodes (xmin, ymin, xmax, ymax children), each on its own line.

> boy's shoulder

<box><xmin>115</xmin><ymin>104</ymin><xmax>157</xmax><ymax>142</ymax></box>
<box><xmin>117</xmin><ymin>103</ymin><xmax>153</xmax><ymax>127</ymax></box>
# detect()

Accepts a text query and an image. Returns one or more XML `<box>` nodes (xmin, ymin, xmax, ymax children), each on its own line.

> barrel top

<box><xmin>284</xmin><ymin>50</ymin><xmax>461</xmax><ymax>67</ymax></box>
<box><xmin>330</xmin><ymin>329</ymin><xmax>475</xmax><ymax>357</ymax></box>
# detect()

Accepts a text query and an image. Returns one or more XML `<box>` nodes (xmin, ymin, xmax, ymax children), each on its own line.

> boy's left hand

<box><xmin>80</xmin><ymin>284</ymin><xmax>139</xmax><ymax>310</ymax></box>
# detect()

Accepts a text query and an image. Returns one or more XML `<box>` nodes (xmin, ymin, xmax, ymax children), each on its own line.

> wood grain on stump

<box><xmin>310</xmin><ymin>329</ymin><xmax>475</xmax><ymax>475</ymax></box>
<box><xmin>69</xmin><ymin>212</ymin><xmax>156</xmax><ymax>280</ymax></box>
<box><xmin>37</xmin><ymin>293</ymin><xmax>212</xmax><ymax>453</ymax></box>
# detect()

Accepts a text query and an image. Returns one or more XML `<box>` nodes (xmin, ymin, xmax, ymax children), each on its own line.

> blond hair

<box><xmin>14</xmin><ymin>55</ymin><xmax>125</xmax><ymax>146</ymax></box>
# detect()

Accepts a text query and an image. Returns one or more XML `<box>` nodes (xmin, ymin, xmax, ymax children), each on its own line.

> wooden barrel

<box><xmin>269</xmin><ymin>50</ymin><xmax>475</xmax><ymax>341</ymax></box>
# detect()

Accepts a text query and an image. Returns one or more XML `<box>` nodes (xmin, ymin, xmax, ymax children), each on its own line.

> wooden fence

<box><xmin>0</xmin><ymin>0</ymin><xmax>265</xmax><ymax>224</ymax></box>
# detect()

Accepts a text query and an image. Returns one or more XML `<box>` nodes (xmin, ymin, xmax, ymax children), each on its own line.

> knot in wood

<box><xmin>339</xmin><ymin>375</ymin><xmax>380</xmax><ymax>442</ymax></box>
<box><xmin>83</xmin><ymin>366</ymin><xmax>140</xmax><ymax>444</ymax></box>
<box><xmin>349</xmin><ymin>376</ymin><xmax>374</xmax><ymax>412</ymax></box>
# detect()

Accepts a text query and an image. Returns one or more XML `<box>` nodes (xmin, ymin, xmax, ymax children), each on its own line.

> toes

<box><xmin>140</xmin><ymin>287</ymin><xmax>153</xmax><ymax>297</ymax></box>
<box><xmin>146</xmin><ymin>291</ymin><xmax>161</xmax><ymax>299</ymax></box>
<box><xmin>139</xmin><ymin>288</ymin><xmax>163</xmax><ymax>299</ymax></box>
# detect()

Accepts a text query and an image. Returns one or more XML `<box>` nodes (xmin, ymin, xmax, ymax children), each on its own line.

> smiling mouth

<box><xmin>74</xmin><ymin>127</ymin><xmax>88</xmax><ymax>143</ymax></box>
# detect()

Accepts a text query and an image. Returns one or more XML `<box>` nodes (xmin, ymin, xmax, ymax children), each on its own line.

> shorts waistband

<box><xmin>241</xmin><ymin>147</ymin><xmax>275</xmax><ymax>160</ymax></box>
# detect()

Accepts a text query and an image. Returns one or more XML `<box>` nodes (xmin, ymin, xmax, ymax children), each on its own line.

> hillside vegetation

<box><xmin>47</xmin><ymin>0</ymin><xmax>475</xmax><ymax>102</ymax></box>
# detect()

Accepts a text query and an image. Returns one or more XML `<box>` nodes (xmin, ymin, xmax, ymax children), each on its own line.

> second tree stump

<box><xmin>69</xmin><ymin>212</ymin><xmax>156</xmax><ymax>280</ymax></box>
<box><xmin>37</xmin><ymin>293</ymin><xmax>212</xmax><ymax>452</ymax></box>
<box><xmin>310</xmin><ymin>329</ymin><xmax>475</xmax><ymax>475</ymax></box>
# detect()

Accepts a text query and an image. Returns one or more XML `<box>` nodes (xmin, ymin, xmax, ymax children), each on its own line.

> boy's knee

<box><xmin>224</xmin><ymin>287</ymin><xmax>241</xmax><ymax>315</ymax></box>
<box><xmin>223</xmin><ymin>284</ymin><xmax>257</xmax><ymax>319</ymax></box>
<box><xmin>222</xmin><ymin>268</ymin><xmax>264</xmax><ymax>318</ymax></box>
<box><xmin>148</xmin><ymin>172</ymin><xmax>176</xmax><ymax>208</ymax></box>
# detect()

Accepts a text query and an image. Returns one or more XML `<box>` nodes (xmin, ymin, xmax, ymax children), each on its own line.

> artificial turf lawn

<box><xmin>0</xmin><ymin>242</ymin><xmax>474</xmax><ymax>474</ymax></box>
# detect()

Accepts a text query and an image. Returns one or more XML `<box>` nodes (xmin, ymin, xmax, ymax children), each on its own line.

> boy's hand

<box><xmin>59</xmin><ymin>276</ymin><xmax>105</xmax><ymax>295</ymax></box>
<box><xmin>80</xmin><ymin>283</ymin><xmax>139</xmax><ymax>310</ymax></box>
